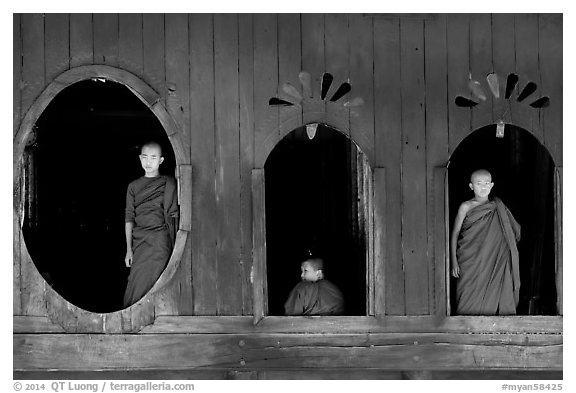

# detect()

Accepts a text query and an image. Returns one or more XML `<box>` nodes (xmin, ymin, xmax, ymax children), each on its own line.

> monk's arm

<box><xmin>450</xmin><ymin>203</ymin><xmax>468</xmax><ymax>278</ymax></box>
<box><xmin>125</xmin><ymin>221</ymin><xmax>134</xmax><ymax>267</ymax></box>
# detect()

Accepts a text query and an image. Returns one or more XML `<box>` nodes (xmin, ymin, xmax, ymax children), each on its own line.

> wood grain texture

<box><xmin>238</xmin><ymin>14</ymin><xmax>255</xmax><ymax>315</ymax></box>
<box><xmin>13</xmin><ymin>14</ymin><xmax>22</xmax><ymax>135</ymax></box>
<box><xmin>14</xmin><ymin>332</ymin><xmax>562</xmax><ymax>371</ymax></box>
<box><xmin>189</xmin><ymin>14</ymin><xmax>217</xmax><ymax>315</ymax></box>
<box><xmin>214</xmin><ymin>14</ymin><xmax>243</xmax><ymax>315</ymax></box>
<box><xmin>554</xmin><ymin>167</ymin><xmax>562</xmax><ymax>315</ymax></box>
<box><xmin>433</xmin><ymin>168</ymin><xmax>448</xmax><ymax>317</ymax></box>
<box><xmin>119</xmin><ymin>14</ymin><xmax>144</xmax><ymax>76</ymax></box>
<box><xmin>400</xmin><ymin>18</ymin><xmax>428</xmax><ymax>315</ymax></box>
<box><xmin>425</xmin><ymin>16</ymin><xmax>449</xmax><ymax>315</ymax></box>
<box><xmin>538</xmin><ymin>14</ymin><xmax>562</xmax><ymax>166</ymax></box>
<box><xmin>373</xmin><ymin>17</ymin><xmax>404</xmax><ymax>315</ymax></box>
<box><xmin>469</xmin><ymin>13</ymin><xmax>494</xmax><ymax>130</ymax></box>
<box><xmin>447</xmin><ymin>14</ymin><xmax>471</xmax><ymax>155</ymax></box>
<box><xmin>142</xmin><ymin>14</ymin><xmax>165</xmax><ymax>106</ymax></box>
<box><xmin>21</xmin><ymin>14</ymin><xmax>44</xmax><ymax>119</ymax></box>
<box><xmin>70</xmin><ymin>14</ymin><xmax>93</xmax><ymax>67</ymax></box>
<box><xmin>44</xmin><ymin>14</ymin><xmax>70</xmax><ymax>83</ymax></box>
<box><xmin>325</xmin><ymin>14</ymin><xmax>350</xmax><ymax>133</ymax></box>
<box><xmin>93</xmin><ymin>14</ymin><xmax>119</xmax><ymax>66</ymax></box>
<box><xmin>251</xmin><ymin>169</ymin><xmax>267</xmax><ymax>323</ymax></box>
<box><xmin>278</xmin><ymin>13</ymin><xmax>302</xmax><ymax>127</ymax></box>
<box><xmin>301</xmin><ymin>13</ymin><xmax>326</xmax><ymax>126</ymax></box>
<box><xmin>373</xmin><ymin>168</ymin><xmax>386</xmax><ymax>317</ymax></box>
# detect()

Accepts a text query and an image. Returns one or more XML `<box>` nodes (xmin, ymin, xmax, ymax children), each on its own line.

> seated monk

<box><xmin>284</xmin><ymin>257</ymin><xmax>344</xmax><ymax>316</ymax></box>
<box><xmin>451</xmin><ymin>169</ymin><xmax>521</xmax><ymax>315</ymax></box>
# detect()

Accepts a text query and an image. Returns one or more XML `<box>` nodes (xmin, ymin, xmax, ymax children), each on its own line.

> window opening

<box><xmin>264</xmin><ymin>124</ymin><xmax>369</xmax><ymax>316</ymax></box>
<box><xmin>448</xmin><ymin>124</ymin><xmax>557</xmax><ymax>315</ymax></box>
<box><xmin>21</xmin><ymin>79</ymin><xmax>176</xmax><ymax>313</ymax></box>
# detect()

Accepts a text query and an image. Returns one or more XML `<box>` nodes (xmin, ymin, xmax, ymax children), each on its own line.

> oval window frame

<box><xmin>13</xmin><ymin>65</ymin><xmax>191</xmax><ymax>333</ymax></box>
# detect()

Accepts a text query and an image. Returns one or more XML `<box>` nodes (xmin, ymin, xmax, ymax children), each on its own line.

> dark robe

<box><xmin>456</xmin><ymin>197</ymin><xmax>521</xmax><ymax>315</ymax></box>
<box><xmin>123</xmin><ymin>175</ymin><xmax>179</xmax><ymax>307</ymax></box>
<box><xmin>284</xmin><ymin>280</ymin><xmax>345</xmax><ymax>316</ymax></box>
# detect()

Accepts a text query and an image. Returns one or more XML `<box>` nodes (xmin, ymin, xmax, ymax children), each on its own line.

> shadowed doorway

<box><xmin>264</xmin><ymin>124</ymin><xmax>369</xmax><ymax>316</ymax></box>
<box><xmin>448</xmin><ymin>124</ymin><xmax>557</xmax><ymax>315</ymax></box>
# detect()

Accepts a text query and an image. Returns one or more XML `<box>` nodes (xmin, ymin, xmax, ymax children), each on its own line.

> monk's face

<box><xmin>469</xmin><ymin>173</ymin><xmax>493</xmax><ymax>199</ymax></box>
<box><xmin>301</xmin><ymin>262</ymin><xmax>321</xmax><ymax>282</ymax></box>
<box><xmin>140</xmin><ymin>144</ymin><xmax>164</xmax><ymax>177</ymax></box>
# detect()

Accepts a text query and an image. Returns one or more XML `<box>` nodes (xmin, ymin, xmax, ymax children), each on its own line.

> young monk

<box><xmin>284</xmin><ymin>257</ymin><xmax>344</xmax><ymax>316</ymax></box>
<box><xmin>123</xmin><ymin>141</ymin><xmax>179</xmax><ymax>307</ymax></box>
<box><xmin>451</xmin><ymin>169</ymin><xmax>521</xmax><ymax>315</ymax></box>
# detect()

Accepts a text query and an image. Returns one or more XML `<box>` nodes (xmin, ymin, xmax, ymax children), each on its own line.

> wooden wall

<box><xmin>13</xmin><ymin>13</ymin><xmax>562</xmax><ymax>376</ymax></box>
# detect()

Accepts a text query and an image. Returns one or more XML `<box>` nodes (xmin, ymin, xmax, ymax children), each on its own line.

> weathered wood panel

<box><xmin>433</xmin><ymin>168</ymin><xmax>448</xmax><ymax>316</ymax></box>
<box><xmin>301</xmin><ymin>13</ymin><xmax>325</xmax><ymax>125</ymax></box>
<box><xmin>239</xmin><ymin>14</ymin><xmax>255</xmax><ymax>315</ymax></box>
<box><xmin>189</xmin><ymin>14</ymin><xmax>217</xmax><ymax>315</ymax></box>
<box><xmin>425</xmin><ymin>15</ymin><xmax>449</xmax><ymax>315</ymax></box>
<box><xmin>93</xmin><ymin>14</ymin><xmax>119</xmax><ymax>66</ymax></box>
<box><xmin>14</xmin><ymin>332</ymin><xmax>562</xmax><ymax>371</ymax></box>
<box><xmin>278</xmin><ymin>13</ymin><xmax>302</xmax><ymax>127</ymax></box>
<box><xmin>349</xmin><ymin>14</ymin><xmax>375</xmax><ymax>166</ymax></box>
<box><xmin>539</xmin><ymin>14</ymin><xmax>562</xmax><ymax>166</ymax></box>
<box><xmin>142</xmin><ymin>14</ymin><xmax>165</xmax><ymax>105</ymax></box>
<box><xmin>21</xmin><ymin>14</ymin><xmax>45</xmax><ymax>119</ymax></box>
<box><xmin>373</xmin><ymin>17</ymin><xmax>404</xmax><ymax>315</ymax></box>
<box><xmin>469</xmin><ymin>13</ymin><xmax>494</xmax><ymax>130</ymax></box>
<box><xmin>325</xmin><ymin>14</ymin><xmax>350</xmax><ymax>132</ymax></box>
<box><xmin>491</xmin><ymin>14</ymin><xmax>515</xmax><ymax>134</ymax></box>
<box><xmin>252</xmin><ymin>170</ymin><xmax>267</xmax><ymax>323</ymax></box>
<box><xmin>554</xmin><ymin>167</ymin><xmax>562</xmax><ymax>315</ymax></box>
<box><xmin>514</xmin><ymin>14</ymin><xmax>541</xmax><ymax>140</ymax></box>
<box><xmin>70</xmin><ymin>14</ymin><xmax>93</xmax><ymax>68</ymax></box>
<box><xmin>447</xmin><ymin>14</ymin><xmax>471</xmax><ymax>155</ymax></box>
<box><xmin>13</xmin><ymin>14</ymin><xmax>22</xmax><ymax>135</ymax></box>
<box><xmin>45</xmin><ymin>14</ymin><xmax>70</xmax><ymax>82</ymax></box>
<box><xmin>119</xmin><ymin>14</ymin><xmax>144</xmax><ymax>76</ymax></box>
<box><xmin>373</xmin><ymin>168</ymin><xmax>386</xmax><ymax>317</ymax></box>
<box><xmin>253</xmin><ymin>14</ymin><xmax>278</xmax><ymax>168</ymax></box>
<box><xmin>401</xmin><ymin>18</ymin><xmax>428</xmax><ymax>315</ymax></box>
<box><xmin>214</xmin><ymin>14</ymin><xmax>243</xmax><ymax>315</ymax></box>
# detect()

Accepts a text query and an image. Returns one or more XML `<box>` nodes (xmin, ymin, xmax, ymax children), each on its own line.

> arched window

<box><xmin>447</xmin><ymin>124</ymin><xmax>558</xmax><ymax>316</ymax></box>
<box><xmin>263</xmin><ymin>124</ymin><xmax>371</xmax><ymax>316</ymax></box>
<box><xmin>21</xmin><ymin>79</ymin><xmax>176</xmax><ymax>313</ymax></box>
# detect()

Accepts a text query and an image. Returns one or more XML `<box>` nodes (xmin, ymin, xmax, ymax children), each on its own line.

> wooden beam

<box><xmin>14</xmin><ymin>332</ymin><xmax>562</xmax><ymax>371</ymax></box>
<box><xmin>251</xmin><ymin>169</ymin><xmax>267</xmax><ymax>324</ymax></box>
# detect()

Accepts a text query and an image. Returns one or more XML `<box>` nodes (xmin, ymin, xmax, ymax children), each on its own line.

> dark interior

<box><xmin>448</xmin><ymin>124</ymin><xmax>557</xmax><ymax>315</ymax></box>
<box><xmin>22</xmin><ymin>79</ymin><xmax>175</xmax><ymax>313</ymax></box>
<box><xmin>264</xmin><ymin>125</ymin><xmax>367</xmax><ymax>316</ymax></box>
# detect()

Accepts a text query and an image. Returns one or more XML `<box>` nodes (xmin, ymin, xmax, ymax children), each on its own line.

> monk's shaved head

<box><xmin>470</xmin><ymin>169</ymin><xmax>492</xmax><ymax>182</ymax></box>
<box><xmin>304</xmin><ymin>258</ymin><xmax>324</xmax><ymax>271</ymax></box>
<box><xmin>141</xmin><ymin>141</ymin><xmax>163</xmax><ymax>157</ymax></box>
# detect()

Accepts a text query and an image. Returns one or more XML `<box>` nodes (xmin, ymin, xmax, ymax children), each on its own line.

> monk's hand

<box><xmin>125</xmin><ymin>250</ymin><xmax>133</xmax><ymax>267</ymax></box>
<box><xmin>451</xmin><ymin>263</ymin><xmax>460</xmax><ymax>278</ymax></box>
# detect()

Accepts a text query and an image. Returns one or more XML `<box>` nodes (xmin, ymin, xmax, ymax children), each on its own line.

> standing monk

<box><xmin>123</xmin><ymin>141</ymin><xmax>179</xmax><ymax>307</ymax></box>
<box><xmin>451</xmin><ymin>169</ymin><xmax>521</xmax><ymax>315</ymax></box>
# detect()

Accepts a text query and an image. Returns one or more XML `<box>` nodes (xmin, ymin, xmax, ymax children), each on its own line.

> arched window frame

<box><xmin>13</xmin><ymin>65</ymin><xmax>191</xmax><ymax>333</ymax></box>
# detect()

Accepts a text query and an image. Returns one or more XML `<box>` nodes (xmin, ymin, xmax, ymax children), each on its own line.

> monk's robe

<box><xmin>123</xmin><ymin>175</ymin><xmax>179</xmax><ymax>307</ymax></box>
<box><xmin>284</xmin><ymin>280</ymin><xmax>345</xmax><ymax>316</ymax></box>
<box><xmin>456</xmin><ymin>197</ymin><xmax>521</xmax><ymax>315</ymax></box>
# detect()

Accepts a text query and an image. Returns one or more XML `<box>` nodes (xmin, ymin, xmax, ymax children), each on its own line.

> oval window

<box><xmin>21</xmin><ymin>79</ymin><xmax>176</xmax><ymax>313</ymax></box>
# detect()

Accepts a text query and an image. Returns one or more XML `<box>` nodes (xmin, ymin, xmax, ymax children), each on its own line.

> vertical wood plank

<box><xmin>373</xmin><ymin>17</ymin><xmax>404</xmax><ymax>315</ymax></box>
<box><xmin>252</xmin><ymin>169</ymin><xmax>267</xmax><ymax>323</ymax></box>
<box><xmin>253</xmin><ymin>14</ymin><xmax>278</xmax><ymax>168</ymax></box>
<box><xmin>45</xmin><ymin>14</ymin><xmax>70</xmax><ymax>83</ymax></box>
<box><xmin>14</xmin><ymin>13</ymin><xmax>21</xmax><ymax>136</ymax></box>
<box><xmin>425</xmin><ymin>15</ymin><xmax>449</xmax><ymax>315</ymax></box>
<box><xmin>119</xmin><ymin>14</ymin><xmax>144</xmax><ymax>76</ymax></box>
<box><xmin>400</xmin><ymin>19</ymin><xmax>428</xmax><ymax>315</ymax></box>
<box><xmin>538</xmin><ymin>14</ymin><xmax>562</xmax><ymax>166</ymax></box>
<box><xmin>554</xmin><ymin>167</ymin><xmax>562</xmax><ymax>315</ymax></box>
<box><xmin>447</xmin><ymin>14</ymin><xmax>471</xmax><ymax>156</ymax></box>
<box><xmin>491</xmin><ymin>14</ymin><xmax>515</xmax><ymax>130</ymax></box>
<box><xmin>514</xmin><ymin>14</ymin><xmax>541</xmax><ymax>140</ymax></box>
<box><xmin>349</xmin><ymin>14</ymin><xmax>375</xmax><ymax>167</ymax></box>
<box><xmin>239</xmin><ymin>14</ymin><xmax>255</xmax><ymax>315</ymax></box>
<box><xmin>469</xmin><ymin>13</ymin><xmax>493</xmax><ymax>130</ymax></box>
<box><xmin>189</xmin><ymin>14</ymin><xmax>217</xmax><ymax>315</ymax></box>
<box><xmin>21</xmin><ymin>14</ymin><xmax>45</xmax><ymax>118</ymax></box>
<box><xmin>278</xmin><ymin>13</ymin><xmax>302</xmax><ymax>127</ymax></box>
<box><xmin>13</xmin><ymin>182</ymin><xmax>22</xmax><ymax>314</ymax></box>
<box><xmin>301</xmin><ymin>14</ymin><xmax>325</xmax><ymax>125</ymax></box>
<box><xmin>433</xmin><ymin>167</ymin><xmax>448</xmax><ymax>317</ymax></box>
<box><xmin>214</xmin><ymin>14</ymin><xmax>242</xmax><ymax>315</ymax></box>
<box><xmin>70</xmin><ymin>14</ymin><xmax>93</xmax><ymax>68</ymax></box>
<box><xmin>373</xmin><ymin>167</ymin><xmax>386</xmax><ymax>317</ymax></box>
<box><xmin>93</xmin><ymin>13</ymin><xmax>119</xmax><ymax>66</ymax></box>
<box><xmin>142</xmin><ymin>14</ymin><xmax>165</xmax><ymax>106</ymax></box>
<box><xmin>325</xmin><ymin>14</ymin><xmax>350</xmax><ymax>133</ymax></box>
